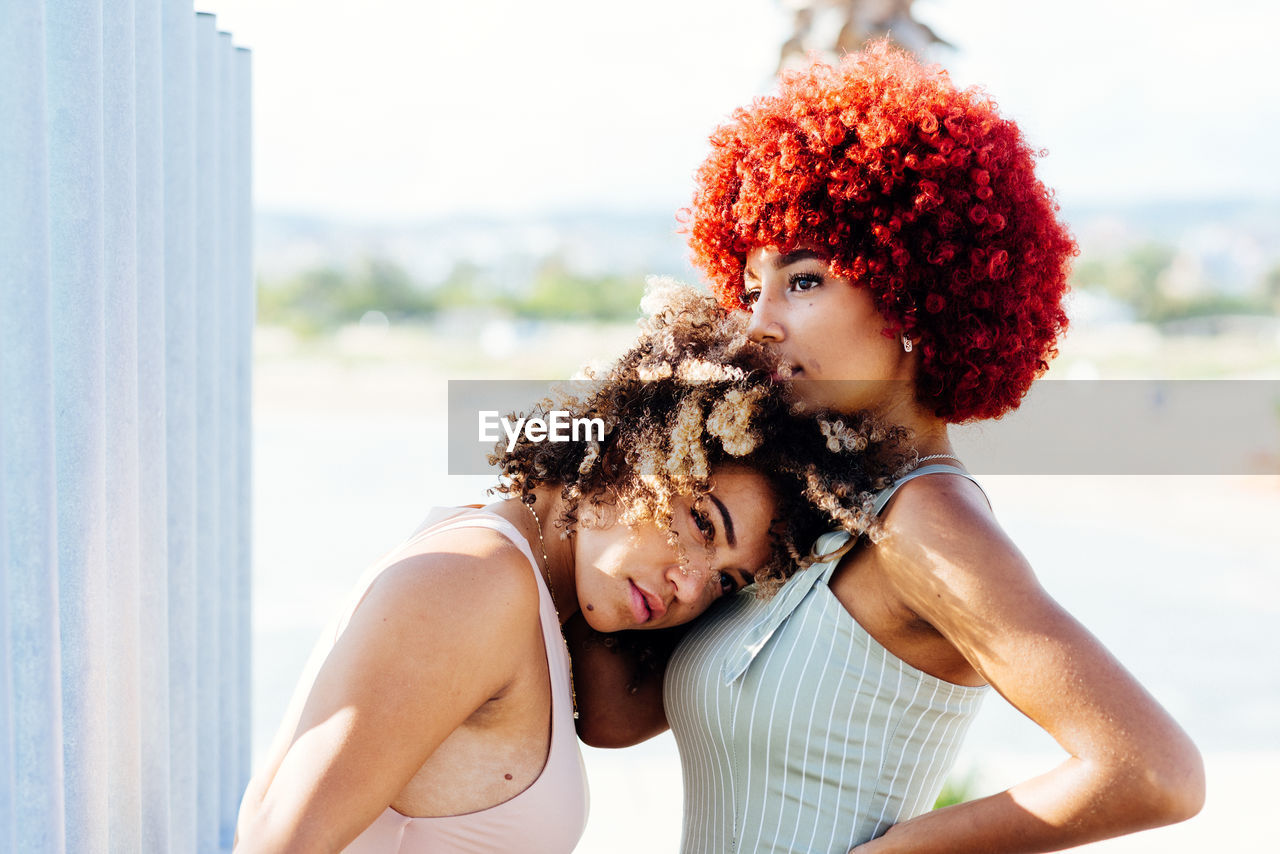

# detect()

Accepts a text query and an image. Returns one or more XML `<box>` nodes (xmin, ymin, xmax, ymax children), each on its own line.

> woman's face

<box><xmin>571</xmin><ymin>465</ymin><xmax>778</xmax><ymax>633</ymax></box>
<box><xmin>741</xmin><ymin>246</ymin><xmax>916</xmax><ymax>413</ymax></box>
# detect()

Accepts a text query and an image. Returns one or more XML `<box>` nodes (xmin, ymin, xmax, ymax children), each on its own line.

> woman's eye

<box><xmin>788</xmin><ymin>272</ymin><xmax>823</xmax><ymax>292</ymax></box>
<box><xmin>691</xmin><ymin>508</ymin><xmax>716</xmax><ymax>541</ymax></box>
<box><xmin>718</xmin><ymin>571</ymin><xmax>737</xmax><ymax>595</ymax></box>
<box><xmin>739</xmin><ymin>288</ymin><xmax>761</xmax><ymax>307</ymax></box>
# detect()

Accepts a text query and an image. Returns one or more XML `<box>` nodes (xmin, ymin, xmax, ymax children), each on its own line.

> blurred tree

<box><xmin>340</xmin><ymin>258</ymin><xmax>438</xmax><ymax>321</ymax></box>
<box><xmin>256</xmin><ymin>258</ymin><xmax>437</xmax><ymax>336</ymax></box>
<box><xmin>1072</xmin><ymin>243</ymin><xmax>1274</xmax><ymax>324</ymax></box>
<box><xmin>518</xmin><ymin>255</ymin><xmax>648</xmax><ymax>322</ymax></box>
<box><xmin>778</xmin><ymin>0</ymin><xmax>951</xmax><ymax>73</ymax></box>
<box><xmin>933</xmin><ymin>770</ymin><xmax>979</xmax><ymax>810</ymax></box>
<box><xmin>1265</xmin><ymin>264</ymin><xmax>1280</xmax><ymax>313</ymax></box>
<box><xmin>433</xmin><ymin>260</ymin><xmax>495</xmax><ymax>311</ymax></box>
<box><xmin>256</xmin><ymin>255</ymin><xmax>652</xmax><ymax>335</ymax></box>
<box><xmin>1072</xmin><ymin>243</ymin><xmax>1175</xmax><ymax>321</ymax></box>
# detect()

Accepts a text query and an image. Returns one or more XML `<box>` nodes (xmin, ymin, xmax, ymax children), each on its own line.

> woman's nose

<box><xmin>667</xmin><ymin>561</ymin><xmax>714</xmax><ymax>608</ymax></box>
<box><xmin>745</xmin><ymin>296</ymin><xmax>783</xmax><ymax>343</ymax></box>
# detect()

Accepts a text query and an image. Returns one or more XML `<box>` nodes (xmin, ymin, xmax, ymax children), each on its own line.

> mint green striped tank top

<box><xmin>664</xmin><ymin>465</ymin><xmax>988</xmax><ymax>853</ymax></box>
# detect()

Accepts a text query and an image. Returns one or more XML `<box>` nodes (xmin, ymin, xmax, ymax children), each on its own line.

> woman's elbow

<box><xmin>1134</xmin><ymin>739</ymin><xmax>1206</xmax><ymax>826</ymax></box>
<box><xmin>575</xmin><ymin>710</ymin><xmax>666</xmax><ymax>749</ymax></box>
<box><xmin>234</xmin><ymin>811</ymin><xmax>286</xmax><ymax>854</ymax></box>
<box><xmin>576</xmin><ymin>721</ymin><xmax>620</xmax><ymax>749</ymax></box>
<box><xmin>235</xmin><ymin>802</ymin><xmax>330</xmax><ymax>854</ymax></box>
<box><xmin>576</xmin><ymin>717</ymin><xmax>642</xmax><ymax>749</ymax></box>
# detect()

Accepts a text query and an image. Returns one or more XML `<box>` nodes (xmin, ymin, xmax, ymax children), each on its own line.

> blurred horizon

<box><xmin>252</xmin><ymin>197</ymin><xmax>1280</xmax><ymax>346</ymax></box>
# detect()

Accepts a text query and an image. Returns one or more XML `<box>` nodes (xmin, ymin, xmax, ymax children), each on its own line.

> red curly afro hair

<box><xmin>685</xmin><ymin>42</ymin><xmax>1077</xmax><ymax>422</ymax></box>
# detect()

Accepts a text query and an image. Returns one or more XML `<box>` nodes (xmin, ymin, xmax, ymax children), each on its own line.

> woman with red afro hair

<box><xmin>573</xmin><ymin>43</ymin><xmax>1204</xmax><ymax>854</ymax></box>
<box><xmin>688</xmin><ymin>41</ymin><xmax>1074</xmax><ymax>424</ymax></box>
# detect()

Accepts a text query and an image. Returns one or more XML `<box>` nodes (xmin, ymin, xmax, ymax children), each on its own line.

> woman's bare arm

<box><xmin>567</xmin><ymin>613</ymin><xmax>680</xmax><ymax>748</ymax></box>
<box><xmin>236</xmin><ymin>532</ymin><xmax>536</xmax><ymax>853</ymax></box>
<box><xmin>851</xmin><ymin>477</ymin><xmax>1204</xmax><ymax>853</ymax></box>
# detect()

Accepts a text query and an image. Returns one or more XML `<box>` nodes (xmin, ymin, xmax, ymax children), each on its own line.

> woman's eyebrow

<box><xmin>774</xmin><ymin>248</ymin><xmax>826</xmax><ymax>269</ymax></box>
<box><xmin>707</xmin><ymin>494</ymin><xmax>736</xmax><ymax>547</ymax></box>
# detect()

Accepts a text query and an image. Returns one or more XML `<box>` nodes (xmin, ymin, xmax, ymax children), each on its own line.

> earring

<box><xmin>901</xmin><ymin>334</ymin><xmax>913</xmax><ymax>353</ymax></box>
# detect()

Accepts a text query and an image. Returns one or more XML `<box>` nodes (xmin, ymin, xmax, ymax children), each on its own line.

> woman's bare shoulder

<box><xmin>880</xmin><ymin>471</ymin><xmax>1010</xmax><ymax>554</ymax></box>
<box><xmin>874</xmin><ymin>471</ymin><xmax>1036</xmax><ymax>603</ymax></box>
<box><xmin>354</xmin><ymin>525</ymin><xmax>542</xmax><ymax>648</ymax></box>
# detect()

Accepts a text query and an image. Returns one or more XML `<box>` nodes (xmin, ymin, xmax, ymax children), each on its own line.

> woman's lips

<box><xmin>628</xmin><ymin>581</ymin><xmax>651</xmax><ymax>624</ymax></box>
<box><xmin>637</xmin><ymin>583</ymin><xmax>667</xmax><ymax>621</ymax></box>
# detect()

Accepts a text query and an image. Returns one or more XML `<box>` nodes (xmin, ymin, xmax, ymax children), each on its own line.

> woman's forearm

<box><xmin>851</xmin><ymin>751</ymin><xmax>1204</xmax><ymax>854</ymax></box>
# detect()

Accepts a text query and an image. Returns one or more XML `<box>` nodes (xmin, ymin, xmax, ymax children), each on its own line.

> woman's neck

<box><xmin>519</xmin><ymin>488</ymin><xmax>578</xmax><ymax>625</ymax></box>
<box><xmin>874</xmin><ymin>395</ymin><xmax>955</xmax><ymax>460</ymax></box>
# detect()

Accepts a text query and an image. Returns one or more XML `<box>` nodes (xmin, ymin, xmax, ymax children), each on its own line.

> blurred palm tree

<box><xmin>778</xmin><ymin>0</ymin><xmax>951</xmax><ymax>73</ymax></box>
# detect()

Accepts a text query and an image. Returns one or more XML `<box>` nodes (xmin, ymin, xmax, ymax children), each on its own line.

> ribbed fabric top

<box><xmin>334</xmin><ymin>507</ymin><xmax>589</xmax><ymax>854</ymax></box>
<box><xmin>665</xmin><ymin>466</ymin><xmax>988</xmax><ymax>853</ymax></box>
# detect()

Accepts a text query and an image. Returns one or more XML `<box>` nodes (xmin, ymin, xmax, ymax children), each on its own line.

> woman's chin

<box><xmin>788</xmin><ymin>378</ymin><xmax>902</xmax><ymax>413</ymax></box>
<box><xmin>582</xmin><ymin>610</ymin><xmax>625</xmax><ymax>634</ymax></box>
<box><xmin>583</xmin><ymin>611</ymin><xmax>661</xmax><ymax>635</ymax></box>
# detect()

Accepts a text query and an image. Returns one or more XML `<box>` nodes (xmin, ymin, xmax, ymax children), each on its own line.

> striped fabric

<box><xmin>665</xmin><ymin>467</ymin><xmax>988</xmax><ymax>853</ymax></box>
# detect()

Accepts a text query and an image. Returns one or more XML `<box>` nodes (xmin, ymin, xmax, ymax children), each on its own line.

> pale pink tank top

<box><xmin>338</xmin><ymin>506</ymin><xmax>590</xmax><ymax>853</ymax></box>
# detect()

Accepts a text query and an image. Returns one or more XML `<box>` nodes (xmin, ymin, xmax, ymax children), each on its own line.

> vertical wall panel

<box><xmin>162</xmin><ymin>0</ymin><xmax>200</xmax><ymax>849</ymax></box>
<box><xmin>103</xmin><ymin>0</ymin><xmax>144</xmax><ymax>850</ymax></box>
<box><xmin>46</xmin><ymin>0</ymin><xmax>110</xmax><ymax>847</ymax></box>
<box><xmin>1</xmin><ymin>2</ymin><xmax>252</xmax><ymax>851</ymax></box>
<box><xmin>193</xmin><ymin>15</ymin><xmax>222</xmax><ymax>850</ymax></box>
<box><xmin>234</xmin><ymin>44</ymin><xmax>256</xmax><ymax>820</ymax></box>
<box><xmin>0</xmin><ymin>381</ymin><xmax>9</xmax><ymax>853</ymax></box>
<box><xmin>215</xmin><ymin>30</ymin><xmax>240</xmax><ymax>851</ymax></box>
<box><xmin>134</xmin><ymin>0</ymin><xmax>173</xmax><ymax>847</ymax></box>
<box><xmin>0</xmin><ymin>1</ymin><xmax>64</xmax><ymax>850</ymax></box>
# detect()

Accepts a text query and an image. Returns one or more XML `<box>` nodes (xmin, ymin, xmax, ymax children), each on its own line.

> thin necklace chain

<box><xmin>523</xmin><ymin>498</ymin><xmax>579</xmax><ymax>719</ymax></box>
<box><xmin>524</xmin><ymin>498</ymin><xmax>558</xmax><ymax>611</ymax></box>
<box><xmin>917</xmin><ymin>452</ymin><xmax>962</xmax><ymax>465</ymax></box>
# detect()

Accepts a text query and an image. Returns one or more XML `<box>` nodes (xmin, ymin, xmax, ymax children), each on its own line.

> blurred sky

<box><xmin>197</xmin><ymin>0</ymin><xmax>1280</xmax><ymax>222</ymax></box>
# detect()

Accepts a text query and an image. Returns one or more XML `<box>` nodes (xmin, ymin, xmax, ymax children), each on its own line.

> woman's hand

<box><xmin>850</xmin><ymin>475</ymin><xmax>1205</xmax><ymax>853</ymax></box>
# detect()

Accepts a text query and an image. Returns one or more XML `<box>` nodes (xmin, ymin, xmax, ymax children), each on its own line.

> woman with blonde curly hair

<box><xmin>575</xmin><ymin>44</ymin><xmax>1204</xmax><ymax>853</ymax></box>
<box><xmin>234</xmin><ymin>284</ymin><xmax>910</xmax><ymax>853</ymax></box>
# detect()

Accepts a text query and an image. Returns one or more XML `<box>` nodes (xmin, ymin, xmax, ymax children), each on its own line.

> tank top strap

<box><xmin>870</xmin><ymin>463</ymin><xmax>991</xmax><ymax>516</ymax></box>
<box><xmin>414</xmin><ymin>511</ymin><xmax>531</xmax><ymax>556</ymax></box>
<box><xmin>720</xmin><ymin>527</ymin><xmax>854</xmax><ymax>684</ymax></box>
<box><xmin>338</xmin><ymin>507</ymin><xmax>550</xmax><ymax>640</ymax></box>
<box><xmin>720</xmin><ymin>560</ymin><xmax>830</xmax><ymax>684</ymax></box>
<box><xmin>410</xmin><ymin>508</ymin><xmax>542</xmax><ymax>571</ymax></box>
<box><xmin>417</xmin><ymin>510</ymin><xmax>556</xmax><ymax>607</ymax></box>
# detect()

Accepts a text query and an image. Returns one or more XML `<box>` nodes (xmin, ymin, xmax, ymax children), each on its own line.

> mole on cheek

<box><xmin>504</xmin><ymin>773</ymin><xmax>513</xmax><ymax>781</ymax></box>
<box><xmin>586</xmin><ymin>603</ymin><xmax>594</xmax><ymax>611</ymax></box>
